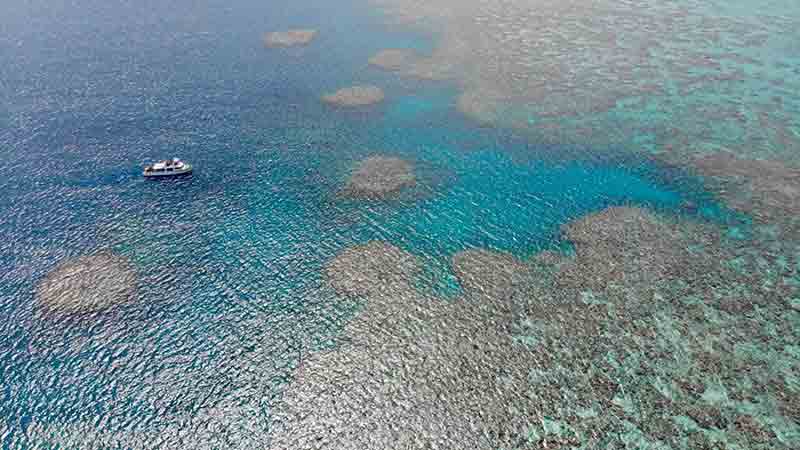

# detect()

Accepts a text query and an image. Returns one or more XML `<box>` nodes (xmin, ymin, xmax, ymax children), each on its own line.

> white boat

<box><xmin>143</xmin><ymin>158</ymin><xmax>193</xmax><ymax>178</ymax></box>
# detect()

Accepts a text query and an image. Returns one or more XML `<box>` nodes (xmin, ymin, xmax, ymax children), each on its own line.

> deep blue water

<box><xmin>0</xmin><ymin>0</ymin><xmax>742</xmax><ymax>447</ymax></box>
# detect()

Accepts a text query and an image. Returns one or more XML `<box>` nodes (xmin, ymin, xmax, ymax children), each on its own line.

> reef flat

<box><xmin>690</xmin><ymin>151</ymin><xmax>800</xmax><ymax>223</ymax></box>
<box><xmin>271</xmin><ymin>245</ymin><xmax>539</xmax><ymax>449</ymax></box>
<box><xmin>368</xmin><ymin>0</ymin><xmax>800</xmax><ymax>163</ymax></box>
<box><xmin>325</xmin><ymin>241</ymin><xmax>420</xmax><ymax>296</ymax></box>
<box><xmin>3</xmin><ymin>0</ymin><xmax>798</xmax><ymax>447</ymax></box>
<box><xmin>270</xmin><ymin>206</ymin><xmax>800</xmax><ymax>449</ymax></box>
<box><xmin>559</xmin><ymin>206</ymin><xmax>718</xmax><ymax>289</ymax></box>
<box><xmin>451</xmin><ymin>248</ymin><xmax>531</xmax><ymax>297</ymax></box>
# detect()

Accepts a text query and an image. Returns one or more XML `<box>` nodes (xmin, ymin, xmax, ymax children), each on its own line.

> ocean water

<box><xmin>0</xmin><ymin>0</ymin><xmax>787</xmax><ymax>448</ymax></box>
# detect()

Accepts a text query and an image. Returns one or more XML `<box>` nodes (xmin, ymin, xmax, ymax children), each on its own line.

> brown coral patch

<box><xmin>692</xmin><ymin>151</ymin><xmax>800</xmax><ymax>221</ymax></box>
<box><xmin>559</xmin><ymin>207</ymin><xmax>701</xmax><ymax>289</ymax></box>
<box><xmin>321</xmin><ymin>85</ymin><xmax>385</xmax><ymax>107</ymax></box>
<box><xmin>451</xmin><ymin>248</ymin><xmax>530</xmax><ymax>299</ymax></box>
<box><xmin>273</xmin><ymin>255</ymin><xmax>543</xmax><ymax>450</ymax></box>
<box><xmin>368</xmin><ymin>48</ymin><xmax>419</xmax><ymax>70</ymax></box>
<box><xmin>263</xmin><ymin>29</ymin><xmax>318</xmax><ymax>47</ymax></box>
<box><xmin>36</xmin><ymin>252</ymin><xmax>137</xmax><ymax>316</ymax></box>
<box><xmin>324</xmin><ymin>241</ymin><xmax>421</xmax><ymax>297</ymax></box>
<box><xmin>733</xmin><ymin>415</ymin><xmax>777</xmax><ymax>443</ymax></box>
<box><xmin>340</xmin><ymin>155</ymin><xmax>416</xmax><ymax>199</ymax></box>
<box><xmin>369</xmin><ymin>48</ymin><xmax>453</xmax><ymax>80</ymax></box>
<box><xmin>456</xmin><ymin>89</ymin><xmax>511</xmax><ymax>127</ymax></box>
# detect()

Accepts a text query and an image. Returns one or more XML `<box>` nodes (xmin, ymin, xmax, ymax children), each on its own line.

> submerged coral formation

<box><xmin>368</xmin><ymin>0</ymin><xmax>800</xmax><ymax>162</ymax></box>
<box><xmin>451</xmin><ymin>248</ymin><xmax>531</xmax><ymax>298</ymax></box>
<box><xmin>325</xmin><ymin>241</ymin><xmax>421</xmax><ymax>297</ymax></box>
<box><xmin>272</xmin><ymin>245</ymin><xmax>539</xmax><ymax>449</ymax></box>
<box><xmin>270</xmin><ymin>206</ymin><xmax>800</xmax><ymax>449</ymax></box>
<box><xmin>263</xmin><ymin>29</ymin><xmax>318</xmax><ymax>47</ymax></box>
<box><xmin>340</xmin><ymin>155</ymin><xmax>416</xmax><ymax>198</ymax></box>
<box><xmin>559</xmin><ymin>206</ymin><xmax>718</xmax><ymax>290</ymax></box>
<box><xmin>367</xmin><ymin>48</ymin><xmax>453</xmax><ymax>80</ymax></box>
<box><xmin>369</xmin><ymin>48</ymin><xmax>419</xmax><ymax>70</ymax></box>
<box><xmin>35</xmin><ymin>252</ymin><xmax>137</xmax><ymax>315</ymax></box>
<box><xmin>691</xmin><ymin>151</ymin><xmax>800</xmax><ymax>222</ymax></box>
<box><xmin>321</xmin><ymin>85</ymin><xmax>385</xmax><ymax>107</ymax></box>
<box><xmin>455</xmin><ymin>89</ymin><xmax>511</xmax><ymax>128</ymax></box>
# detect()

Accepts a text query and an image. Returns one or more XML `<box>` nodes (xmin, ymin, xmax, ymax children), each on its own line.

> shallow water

<box><xmin>0</xmin><ymin>0</ymin><xmax>797</xmax><ymax>449</ymax></box>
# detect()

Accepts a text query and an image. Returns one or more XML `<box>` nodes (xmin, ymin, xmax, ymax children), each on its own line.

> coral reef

<box><xmin>35</xmin><ymin>252</ymin><xmax>137</xmax><ymax>316</ymax></box>
<box><xmin>691</xmin><ymin>151</ymin><xmax>800</xmax><ymax>222</ymax></box>
<box><xmin>515</xmin><ymin>207</ymin><xmax>800</xmax><ymax>448</ymax></box>
<box><xmin>368</xmin><ymin>0</ymin><xmax>800</xmax><ymax>162</ymax></box>
<box><xmin>340</xmin><ymin>155</ymin><xmax>416</xmax><ymax>199</ymax></box>
<box><xmin>532</xmin><ymin>250</ymin><xmax>569</xmax><ymax>268</ymax></box>
<box><xmin>451</xmin><ymin>248</ymin><xmax>531</xmax><ymax>299</ymax></box>
<box><xmin>263</xmin><ymin>29</ymin><xmax>318</xmax><ymax>47</ymax></box>
<box><xmin>324</xmin><ymin>241</ymin><xmax>421</xmax><ymax>297</ymax></box>
<box><xmin>368</xmin><ymin>48</ymin><xmax>419</xmax><ymax>71</ymax></box>
<box><xmin>321</xmin><ymin>86</ymin><xmax>385</xmax><ymax>107</ymax></box>
<box><xmin>270</xmin><ymin>205</ymin><xmax>800</xmax><ymax>449</ymax></box>
<box><xmin>559</xmin><ymin>206</ymin><xmax>718</xmax><ymax>290</ymax></box>
<box><xmin>367</xmin><ymin>48</ymin><xmax>453</xmax><ymax>80</ymax></box>
<box><xmin>455</xmin><ymin>89</ymin><xmax>512</xmax><ymax>128</ymax></box>
<box><xmin>272</xmin><ymin>246</ymin><xmax>541</xmax><ymax>449</ymax></box>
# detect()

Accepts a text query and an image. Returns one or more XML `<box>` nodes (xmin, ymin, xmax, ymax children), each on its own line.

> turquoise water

<box><xmin>0</xmin><ymin>0</ymin><xmax>763</xmax><ymax>448</ymax></box>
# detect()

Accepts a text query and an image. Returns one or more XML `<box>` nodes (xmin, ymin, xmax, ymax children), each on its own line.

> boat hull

<box><xmin>143</xmin><ymin>165</ymin><xmax>193</xmax><ymax>178</ymax></box>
